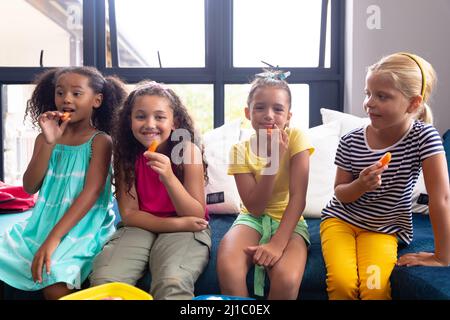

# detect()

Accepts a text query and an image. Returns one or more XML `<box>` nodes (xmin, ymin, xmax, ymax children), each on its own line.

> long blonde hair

<box><xmin>368</xmin><ymin>52</ymin><xmax>437</xmax><ymax>124</ymax></box>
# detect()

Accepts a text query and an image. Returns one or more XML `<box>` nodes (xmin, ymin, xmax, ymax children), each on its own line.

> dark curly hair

<box><xmin>112</xmin><ymin>80</ymin><xmax>208</xmax><ymax>197</ymax></box>
<box><xmin>25</xmin><ymin>66</ymin><xmax>127</xmax><ymax>135</ymax></box>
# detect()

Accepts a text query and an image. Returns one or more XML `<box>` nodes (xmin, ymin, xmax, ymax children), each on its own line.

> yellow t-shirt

<box><xmin>228</xmin><ymin>128</ymin><xmax>314</xmax><ymax>221</ymax></box>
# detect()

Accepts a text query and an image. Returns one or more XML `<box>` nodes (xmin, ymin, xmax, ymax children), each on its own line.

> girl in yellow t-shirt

<box><xmin>217</xmin><ymin>69</ymin><xmax>314</xmax><ymax>299</ymax></box>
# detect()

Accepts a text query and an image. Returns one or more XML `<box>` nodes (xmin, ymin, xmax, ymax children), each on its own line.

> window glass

<box><xmin>169</xmin><ymin>84</ymin><xmax>213</xmax><ymax>133</ymax></box>
<box><xmin>225</xmin><ymin>84</ymin><xmax>309</xmax><ymax>130</ymax></box>
<box><xmin>2</xmin><ymin>85</ymin><xmax>38</xmax><ymax>185</ymax></box>
<box><xmin>125</xmin><ymin>84</ymin><xmax>213</xmax><ymax>134</ymax></box>
<box><xmin>233</xmin><ymin>0</ymin><xmax>322</xmax><ymax>67</ymax></box>
<box><xmin>114</xmin><ymin>0</ymin><xmax>205</xmax><ymax>67</ymax></box>
<box><xmin>0</xmin><ymin>0</ymin><xmax>83</xmax><ymax>67</ymax></box>
<box><xmin>106</xmin><ymin>0</ymin><xmax>113</xmax><ymax>68</ymax></box>
<box><xmin>325</xmin><ymin>0</ymin><xmax>331</xmax><ymax>68</ymax></box>
<box><xmin>2</xmin><ymin>83</ymin><xmax>212</xmax><ymax>185</ymax></box>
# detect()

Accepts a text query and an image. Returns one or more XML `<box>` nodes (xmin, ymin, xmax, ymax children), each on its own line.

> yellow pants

<box><xmin>320</xmin><ymin>218</ymin><xmax>398</xmax><ymax>300</ymax></box>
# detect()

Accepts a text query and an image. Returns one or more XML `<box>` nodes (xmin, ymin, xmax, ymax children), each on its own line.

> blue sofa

<box><xmin>192</xmin><ymin>213</ymin><xmax>450</xmax><ymax>300</ymax></box>
<box><xmin>2</xmin><ymin>130</ymin><xmax>450</xmax><ymax>300</ymax></box>
<box><xmin>2</xmin><ymin>212</ymin><xmax>450</xmax><ymax>300</ymax></box>
<box><xmin>147</xmin><ymin>128</ymin><xmax>450</xmax><ymax>300</ymax></box>
<box><xmin>194</xmin><ymin>129</ymin><xmax>450</xmax><ymax>300</ymax></box>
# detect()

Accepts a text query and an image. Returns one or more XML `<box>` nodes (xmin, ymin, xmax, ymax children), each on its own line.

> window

<box><xmin>0</xmin><ymin>0</ymin><xmax>344</xmax><ymax>181</ymax></box>
<box><xmin>1</xmin><ymin>85</ymin><xmax>39</xmax><ymax>185</ymax></box>
<box><xmin>125</xmin><ymin>83</ymin><xmax>214</xmax><ymax>133</ymax></box>
<box><xmin>104</xmin><ymin>0</ymin><xmax>342</xmax><ymax>125</ymax></box>
<box><xmin>233</xmin><ymin>0</ymin><xmax>323</xmax><ymax>67</ymax></box>
<box><xmin>0</xmin><ymin>0</ymin><xmax>83</xmax><ymax>67</ymax></box>
<box><xmin>111</xmin><ymin>0</ymin><xmax>205</xmax><ymax>67</ymax></box>
<box><xmin>169</xmin><ymin>85</ymin><xmax>213</xmax><ymax>133</ymax></box>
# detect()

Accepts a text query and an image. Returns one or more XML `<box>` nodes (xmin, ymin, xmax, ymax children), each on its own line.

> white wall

<box><xmin>345</xmin><ymin>0</ymin><xmax>450</xmax><ymax>134</ymax></box>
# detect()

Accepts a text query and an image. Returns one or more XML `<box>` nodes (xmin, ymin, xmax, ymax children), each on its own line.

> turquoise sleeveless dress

<box><xmin>0</xmin><ymin>132</ymin><xmax>115</xmax><ymax>290</ymax></box>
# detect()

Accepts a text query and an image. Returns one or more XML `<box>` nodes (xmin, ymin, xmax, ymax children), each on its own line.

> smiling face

<box><xmin>364</xmin><ymin>71</ymin><xmax>417</xmax><ymax>130</ymax></box>
<box><xmin>245</xmin><ymin>86</ymin><xmax>292</xmax><ymax>132</ymax></box>
<box><xmin>54</xmin><ymin>72</ymin><xmax>102</xmax><ymax>123</ymax></box>
<box><xmin>130</xmin><ymin>94</ymin><xmax>175</xmax><ymax>149</ymax></box>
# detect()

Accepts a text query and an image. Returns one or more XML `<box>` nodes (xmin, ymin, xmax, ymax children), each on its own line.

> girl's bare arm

<box><xmin>23</xmin><ymin>134</ymin><xmax>55</xmax><ymax>194</ymax></box>
<box><xmin>271</xmin><ymin>150</ymin><xmax>310</xmax><ymax>248</ymax></box>
<box><xmin>162</xmin><ymin>142</ymin><xmax>206</xmax><ymax>218</ymax></box>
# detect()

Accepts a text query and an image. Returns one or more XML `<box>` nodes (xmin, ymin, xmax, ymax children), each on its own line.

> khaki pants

<box><xmin>89</xmin><ymin>224</ymin><xmax>211</xmax><ymax>300</ymax></box>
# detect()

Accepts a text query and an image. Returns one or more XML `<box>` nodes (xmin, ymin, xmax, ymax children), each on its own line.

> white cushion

<box><xmin>204</xmin><ymin>119</ymin><xmax>242</xmax><ymax>214</ymax></box>
<box><xmin>320</xmin><ymin>108</ymin><xmax>428</xmax><ymax>214</ymax></box>
<box><xmin>411</xmin><ymin>171</ymin><xmax>428</xmax><ymax>214</ymax></box>
<box><xmin>239</xmin><ymin>128</ymin><xmax>253</xmax><ymax>142</ymax></box>
<box><xmin>303</xmin><ymin>121</ymin><xmax>341</xmax><ymax>218</ymax></box>
<box><xmin>320</xmin><ymin>108</ymin><xmax>370</xmax><ymax>137</ymax></box>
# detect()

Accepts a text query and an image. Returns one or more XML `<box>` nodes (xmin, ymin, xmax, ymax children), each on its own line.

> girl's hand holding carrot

<box><xmin>356</xmin><ymin>152</ymin><xmax>392</xmax><ymax>192</ymax></box>
<box><xmin>144</xmin><ymin>149</ymin><xmax>175</xmax><ymax>184</ymax></box>
<box><xmin>37</xmin><ymin>111</ymin><xmax>70</xmax><ymax>145</ymax></box>
<box><xmin>148</xmin><ymin>140</ymin><xmax>159</xmax><ymax>153</ymax></box>
<box><xmin>60</xmin><ymin>112</ymin><xmax>71</xmax><ymax>122</ymax></box>
<box><xmin>273</xmin><ymin>124</ymin><xmax>289</xmax><ymax>160</ymax></box>
<box><xmin>379</xmin><ymin>152</ymin><xmax>392</xmax><ymax>167</ymax></box>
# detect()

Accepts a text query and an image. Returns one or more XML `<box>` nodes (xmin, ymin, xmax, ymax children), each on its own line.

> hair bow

<box><xmin>255</xmin><ymin>70</ymin><xmax>291</xmax><ymax>81</ymax></box>
<box><xmin>256</xmin><ymin>61</ymin><xmax>291</xmax><ymax>81</ymax></box>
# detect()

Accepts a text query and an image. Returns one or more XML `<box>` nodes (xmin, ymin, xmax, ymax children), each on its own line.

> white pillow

<box><xmin>411</xmin><ymin>171</ymin><xmax>428</xmax><ymax>214</ymax></box>
<box><xmin>204</xmin><ymin>119</ymin><xmax>242</xmax><ymax>214</ymax></box>
<box><xmin>240</xmin><ymin>128</ymin><xmax>253</xmax><ymax>142</ymax></box>
<box><xmin>320</xmin><ymin>108</ymin><xmax>429</xmax><ymax>214</ymax></box>
<box><xmin>320</xmin><ymin>108</ymin><xmax>370</xmax><ymax>137</ymax></box>
<box><xmin>303</xmin><ymin>121</ymin><xmax>341</xmax><ymax>218</ymax></box>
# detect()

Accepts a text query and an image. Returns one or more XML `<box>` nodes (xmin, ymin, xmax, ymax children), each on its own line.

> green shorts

<box><xmin>232</xmin><ymin>213</ymin><xmax>310</xmax><ymax>297</ymax></box>
<box><xmin>232</xmin><ymin>213</ymin><xmax>310</xmax><ymax>246</ymax></box>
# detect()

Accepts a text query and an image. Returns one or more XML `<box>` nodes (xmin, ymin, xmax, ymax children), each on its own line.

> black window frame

<box><xmin>0</xmin><ymin>0</ymin><xmax>345</xmax><ymax>181</ymax></box>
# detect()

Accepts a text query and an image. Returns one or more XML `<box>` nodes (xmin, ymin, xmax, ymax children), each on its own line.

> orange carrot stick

<box><xmin>379</xmin><ymin>152</ymin><xmax>392</xmax><ymax>166</ymax></box>
<box><xmin>267</xmin><ymin>128</ymin><xmax>272</xmax><ymax>135</ymax></box>
<box><xmin>61</xmin><ymin>112</ymin><xmax>71</xmax><ymax>121</ymax></box>
<box><xmin>148</xmin><ymin>140</ymin><xmax>159</xmax><ymax>152</ymax></box>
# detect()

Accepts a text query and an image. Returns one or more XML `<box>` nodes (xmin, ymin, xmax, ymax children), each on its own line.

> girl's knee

<box><xmin>217</xmin><ymin>249</ymin><xmax>248</xmax><ymax>274</ymax></box>
<box><xmin>359</xmin><ymin>272</ymin><xmax>392</xmax><ymax>300</ymax></box>
<box><xmin>150</xmin><ymin>271</ymin><xmax>195</xmax><ymax>300</ymax></box>
<box><xmin>271</xmin><ymin>266</ymin><xmax>303</xmax><ymax>287</ymax></box>
<box><xmin>326</xmin><ymin>273</ymin><xmax>359</xmax><ymax>300</ymax></box>
<box><xmin>43</xmin><ymin>283</ymin><xmax>73</xmax><ymax>300</ymax></box>
<box><xmin>359</xmin><ymin>285</ymin><xmax>391</xmax><ymax>300</ymax></box>
<box><xmin>274</xmin><ymin>273</ymin><xmax>302</xmax><ymax>294</ymax></box>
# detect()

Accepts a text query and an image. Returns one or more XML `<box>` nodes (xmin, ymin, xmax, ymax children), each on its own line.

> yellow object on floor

<box><xmin>60</xmin><ymin>282</ymin><xmax>153</xmax><ymax>300</ymax></box>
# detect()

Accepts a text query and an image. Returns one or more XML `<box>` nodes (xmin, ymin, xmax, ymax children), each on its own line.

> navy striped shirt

<box><xmin>321</xmin><ymin>120</ymin><xmax>444</xmax><ymax>244</ymax></box>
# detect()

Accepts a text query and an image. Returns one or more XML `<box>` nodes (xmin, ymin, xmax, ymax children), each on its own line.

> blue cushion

<box><xmin>391</xmin><ymin>214</ymin><xmax>450</xmax><ymax>300</ymax></box>
<box><xmin>194</xmin><ymin>215</ymin><xmax>450</xmax><ymax>300</ymax></box>
<box><xmin>443</xmin><ymin>129</ymin><xmax>450</xmax><ymax>180</ymax></box>
<box><xmin>4</xmin><ymin>212</ymin><xmax>450</xmax><ymax>300</ymax></box>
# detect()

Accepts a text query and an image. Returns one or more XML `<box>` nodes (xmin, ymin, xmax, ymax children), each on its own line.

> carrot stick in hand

<box><xmin>61</xmin><ymin>112</ymin><xmax>71</xmax><ymax>121</ymax></box>
<box><xmin>148</xmin><ymin>140</ymin><xmax>159</xmax><ymax>152</ymax></box>
<box><xmin>379</xmin><ymin>152</ymin><xmax>392</xmax><ymax>166</ymax></box>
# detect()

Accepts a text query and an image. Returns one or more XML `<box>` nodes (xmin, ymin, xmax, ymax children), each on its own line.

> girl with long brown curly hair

<box><xmin>90</xmin><ymin>80</ymin><xmax>211</xmax><ymax>300</ymax></box>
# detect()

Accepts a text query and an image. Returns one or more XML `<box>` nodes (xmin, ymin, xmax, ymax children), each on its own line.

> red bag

<box><xmin>0</xmin><ymin>181</ymin><xmax>37</xmax><ymax>213</ymax></box>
